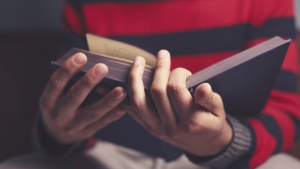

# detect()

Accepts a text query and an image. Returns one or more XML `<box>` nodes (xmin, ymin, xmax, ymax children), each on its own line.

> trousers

<box><xmin>0</xmin><ymin>140</ymin><xmax>299</xmax><ymax>169</ymax></box>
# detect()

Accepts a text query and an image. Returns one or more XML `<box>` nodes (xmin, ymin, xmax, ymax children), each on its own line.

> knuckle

<box><xmin>150</xmin><ymin>84</ymin><xmax>165</xmax><ymax>97</ymax></box>
<box><xmin>172</xmin><ymin>67</ymin><xmax>186</xmax><ymax>74</ymax></box>
<box><xmin>167</xmin><ymin>82</ymin><xmax>185</xmax><ymax>94</ymax></box>
<box><xmin>164</xmin><ymin>130</ymin><xmax>176</xmax><ymax>139</ymax></box>
<box><xmin>150</xmin><ymin>128</ymin><xmax>164</xmax><ymax>137</ymax></box>
<box><xmin>84</xmin><ymin>131</ymin><xmax>93</xmax><ymax>138</ymax></box>
<box><xmin>182</xmin><ymin>123</ymin><xmax>200</xmax><ymax>134</ymax></box>
<box><xmin>48</xmin><ymin>77</ymin><xmax>64</xmax><ymax>91</ymax></box>
<box><xmin>53</xmin><ymin>118</ymin><xmax>66</xmax><ymax>128</ymax></box>
<box><xmin>65</xmin><ymin>91</ymin><xmax>81</xmax><ymax>105</ymax></box>
<box><xmin>108</xmin><ymin>113</ymin><xmax>120</xmax><ymax>122</ymax></box>
<box><xmin>80</xmin><ymin>76</ymin><xmax>95</xmax><ymax>88</ymax></box>
<box><xmin>147</xmin><ymin>126</ymin><xmax>165</xmax><ymax>138</ymax></box>
<box><xmin>163</xmin><ymin>126</ymin><xmax>180</xmax><ymax>140</ymax></box>
<box><xmin>63</xmin><ymin>126</ymin><xmax>74</xmax><ymax>135</ymax></box>
<box><xmin>64</xmin><ymin>126</ymin><xmax>80</xmax><ymax>136</ymax></box>
<box><xmin>206</xmin><ymin>92</ymin><xmax>219</xmax><ymax>106</ymax></box>
<box><xmin>130</xmin><ymin>98</ymin><xmax>143</xmax><ymax>109</ymax></box>
<box><xmin>104</xmin><ymin>97</ymin><xmax>119</xmax><ymax>109</ymax></box>
<box><xmin>214</xmin><ymin>93</ymin><xmax>223</xmax><ymax>106</ymax></box>
<box><xmin>86</xmin><ymin>108</ymin><xmax>97</xmax><ymax>120</ymax></box>
<box><xmin>174</xmin><ymin>67</ymin><xmax>192</xmax><ymax>75</ymax></box>
<box><xmin>60</xmin><ymin>62</ymin><xmax>74</xmax><ymax>76</ymax></box>
<box><xmin>52</xmin><ymin>113</ymin><xmax>73</xmax><ymax>128</ymax></box>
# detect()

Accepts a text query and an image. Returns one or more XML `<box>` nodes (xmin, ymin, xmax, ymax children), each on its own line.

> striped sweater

<box><xmin>36</xmin><ymin>0</ymin><xmax>300</xmax><ymax>168</ymax></box>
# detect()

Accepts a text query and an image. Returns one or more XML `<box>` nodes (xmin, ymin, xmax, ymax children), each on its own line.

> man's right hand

<box><xmin>39</xmin><ymin>53</ymin><xmax>127</xmax><ymax>145</ymax></box>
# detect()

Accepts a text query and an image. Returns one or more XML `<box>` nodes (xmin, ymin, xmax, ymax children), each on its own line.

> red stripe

<box><xmin>282</xmin><ymin>41</ymin><xmax>299</xmax><ymax>73</ymax></box>
<box><xmin>170</xmin><ymin>52</ymin><xmax>237</xmax><ymax>73</ymax></box>
<box><xmin>266</xmin><ymin>90</ymin><xmax>300</xmax><ymax>119</ymax></box>
<box><xmin>248</xmin><ymin>119</ymin><xmax>277</xmax><ymax>169</ymax></box>
<box><xmin>82</xmin><ymin>0</ymin><xmax>294</xmax><ymax>36</ymax></box>
<box><xmin>246</xmin><ymin>38</ymin><xmax>272</xmax><ymax>48</ymax></box>
<box><xmin>263</xmin><ymin>105</ymin><xmax>296</xmax><ymax>151</ymax></box>
<box><xmin>85</xmin><ymin>137</ymin><xmax>96</xmax><ymax>149</ymax></box>
<box><xmin>64</xmin><ymin>3</ymin><xmax>85</xmax><ymax>35</ymax></box>
<box><xmin>251</xmin><ymin>0</ymin><xmax>295</xmax><ymax>26</ymax></box>
<box><xmin>83</xmin><ymin>0</ymin><xmax>293</xmax><ymax>35</ymax></box>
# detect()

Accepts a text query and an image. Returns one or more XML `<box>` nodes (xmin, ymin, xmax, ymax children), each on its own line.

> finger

<box><xmin>96</xmin><ymin>85</ymin><xmax>112</xmax><ymax>96</ymax></box>
<box><xmin>128</xmin><ymin>56</ymin><xmax>160</xmax><ymax>127</ymax></box>
<box><xmin>63</xmin><ymin>63</ymin><xmax>108</xmax><ymax>111</ymax></box>
<box><xmin>151</xmin><ymin>50</ymin><xmax>178</xmax><ymax>131</ymax></box>
<box><xmin>121</xmin><ymin>98</ymin><xmax>144</xmax><ymax>126</ymax></box>
<box><xmin>194</xmin><ymin>83</ymin><xmax>224</xmax><ymax>116</ymax></box>
<box><xmin>167</xmin><ymin>68</ymin><xmax>193</xmax><ymax>121</ymax></box>
<box><xmin>83</xmin><ymin>105</ymin><xmax>126</xmax><ymax>136</ymax></box>
<box><xmin>40</xmin><ymin>53</ymin><xmax>87</xmax><ymax>113</ymax></box>
<box><xmin>68</xmin><ymin>86</ymin><xmax>127</xmax><ymax>132</ymax></box>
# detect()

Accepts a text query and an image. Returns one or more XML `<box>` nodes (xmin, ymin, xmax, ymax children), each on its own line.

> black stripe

<box><xmin>61</xmin><ymin>33</ymin><xmax>88</xmax><ymax>54</ymax></box>
<box><xmin>288</xmin><ymin>113</ymin><xmax>300</xmax><ymax>142</ymax></box>
<box><xmin>249</xmin><ymin>17</ymin><xmax>296</xmax><ymax>40</ymax></box>
<box><xmin>84</xmin><ymin>0</ymin><xmax>161</xmax><ymax>3</ymax></box>
<box><xmin>109</xmin><ymin>24</ymin><xmax>249</xmax><ymax>56</ymax></box>
<box><xmin>106</xmin><ymin>18</ymin><xmax>295</xmax><ymax>56</ymax></box>
<box><xmin>273</xmin><ymin>70</ymin><xmax>298</xmax><ymax>93</ymax></box>
<box><xmin>67</xmin><ymin>0</ymin><xmax>83</xmax><ymax>12</ymax></box>
<box><xmin>257</xmin><ymin>114</ymin><xmax>282</xmax><ymax>154</ymax></box>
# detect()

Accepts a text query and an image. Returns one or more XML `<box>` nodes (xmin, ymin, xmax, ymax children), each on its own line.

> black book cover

<box><xmin>51</xmin><ymin>36</ymin><xmax>290</xmax><ymax>160</ymax></box>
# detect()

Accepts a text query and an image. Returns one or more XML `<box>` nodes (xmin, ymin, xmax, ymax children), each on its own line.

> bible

<box><xmin>52</xmin><ymin>33</ymin><xmax>290</xmax><ymax>116</ymax></box>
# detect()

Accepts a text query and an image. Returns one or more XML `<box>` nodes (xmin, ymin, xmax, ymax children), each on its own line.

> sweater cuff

<box><xmin>34</xmin><ymin>112</ymin><xmax>86</xmax><ymax>158</ymax></box>
<box><xmin>186</xmin><ymin>115</ymin><xmax>252</xmax><ymax>169</ymax></box>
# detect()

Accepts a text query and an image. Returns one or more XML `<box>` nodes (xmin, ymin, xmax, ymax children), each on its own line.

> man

<box><xmin>3</xmin><ymin>0</ymin><xmax>300</xmax><ymax>169</ymax></box>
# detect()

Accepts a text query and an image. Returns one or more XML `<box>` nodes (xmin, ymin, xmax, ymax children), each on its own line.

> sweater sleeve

<box><xmin>235</xmin><ymin>1</ymin><xmax>300</xmax><ymax>168</ymax></box>
<box><xmin>186</xmin><ymin>0</ymin><xmax>300</xmax><ymax>168</ymax></box>
<box><xmin>33</xmin><ymin>111</ymin><xmax>89</xmax><ymax>158</ymax></box>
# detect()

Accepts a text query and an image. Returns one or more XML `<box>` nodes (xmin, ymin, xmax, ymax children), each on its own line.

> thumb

<box><xmin>194</xmin><ymin>83</ymin><xmax>224</xmax><ymax>116</ymax></box>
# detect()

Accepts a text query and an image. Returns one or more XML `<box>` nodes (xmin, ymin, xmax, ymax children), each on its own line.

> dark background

<box><xmin>0</xmin><ymin>0</ymin><xmax>64</xmax><ymax>162</ymax></box>
<box><xmin>0</xmin><ymin>0</ymin><xmax>299</xmax><ymax>163</ymax></box>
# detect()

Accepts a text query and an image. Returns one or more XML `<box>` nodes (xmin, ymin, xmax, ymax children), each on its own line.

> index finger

<box><xmin>40</xmin><ymin>53</ymin><xmax>87</xmax><ymax>111</ymax></box>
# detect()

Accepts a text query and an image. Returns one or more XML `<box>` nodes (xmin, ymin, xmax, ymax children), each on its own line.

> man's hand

<box><xmin>39</xmin><ymin>53</ymin><xmax>127</xmax><ymax>145</ymax></box>
<box><xmin>123</xmin><ymin>50</ymin><xmax>232</xmax><ymax>156</ymax></box>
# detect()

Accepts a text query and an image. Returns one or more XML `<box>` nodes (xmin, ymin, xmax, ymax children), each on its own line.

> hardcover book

<box><xmin>52</xmin><ymin>33</ymin><xmax>290</xmax><ymax>116</ymax></box>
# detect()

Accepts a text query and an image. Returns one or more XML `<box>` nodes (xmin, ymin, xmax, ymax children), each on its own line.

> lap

<box><xmin>257</xmin><ymin>153</ymin><xmax>300</xmax><ymax>169</ymax></box>
<box><xmin>0</xmin><ymin>141</ymin><xmax>201</xmax><ymax>169</ymax></box>
<box><xmin>0</xmin><ymin>141</ymin><xmax>299</xmax><ymax>169</ymax></box>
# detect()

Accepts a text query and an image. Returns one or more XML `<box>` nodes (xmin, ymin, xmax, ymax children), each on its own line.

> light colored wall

<box><xmin>295</xmin><ymin>0</ymin><xmax>300</xmax><ymax>29</ymax></box>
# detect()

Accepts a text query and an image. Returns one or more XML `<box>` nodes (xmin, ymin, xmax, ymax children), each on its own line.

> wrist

<box><xmin>210</xmin><ymin>120</ymin><xmax>233</xmax><ymax>155</ymax></box>
<box><xmin>186</xmin><ymin>118</ymin><xmax>233</xmax><ymax>156</ymax></box>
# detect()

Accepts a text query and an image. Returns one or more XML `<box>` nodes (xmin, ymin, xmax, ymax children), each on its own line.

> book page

<box><xmin>87</xmin><ymin>33</ymin><xmax>156</xmax><ymax>68</ymax></box>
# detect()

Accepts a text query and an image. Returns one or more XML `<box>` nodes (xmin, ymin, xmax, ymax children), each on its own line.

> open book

<box><xmin>52</xmin><ymin>34</ymin><xmax>290</xmax><ymax>116</ymax></box>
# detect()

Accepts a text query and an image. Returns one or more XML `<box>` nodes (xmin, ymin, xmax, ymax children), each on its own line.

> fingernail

<box><xmin>113</xmin><ymin>90</ymin><xmax>126</xmax><ymax>101</ymax></box>
<box><xmin>134</xmin><ymin>56</ymin><xmax>143</xmax><ymax>66</ymax></box>
<box><xmin>74</xmin><ymin>53</ymin><xmax>86</xmax><ymax>65</ymax></box>
<box><xmin>94</xmin><ymin>64</ymin><xmax>106</xmax><ymax>77</ymax></box>
<box><xmin>158</xmin><ymin>50</ymin><xmax>168</xmax><ymax>59</ymax></box>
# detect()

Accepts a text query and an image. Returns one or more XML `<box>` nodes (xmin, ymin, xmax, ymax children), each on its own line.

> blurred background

<box><xmin>0</xmin><ymin>0</ymin><xmax>299</xmax><ymax>163</ymax></box>
<box><xmin>0</xmin><ymin>0</ymin><xmax>64</xmax><ymax>162</ymax></box>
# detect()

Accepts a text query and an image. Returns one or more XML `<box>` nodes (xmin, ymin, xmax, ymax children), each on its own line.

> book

<box><xmin>52</xmin><ymin>34</ymin><xmax>290</xmax><ymax>116</ymax></box>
